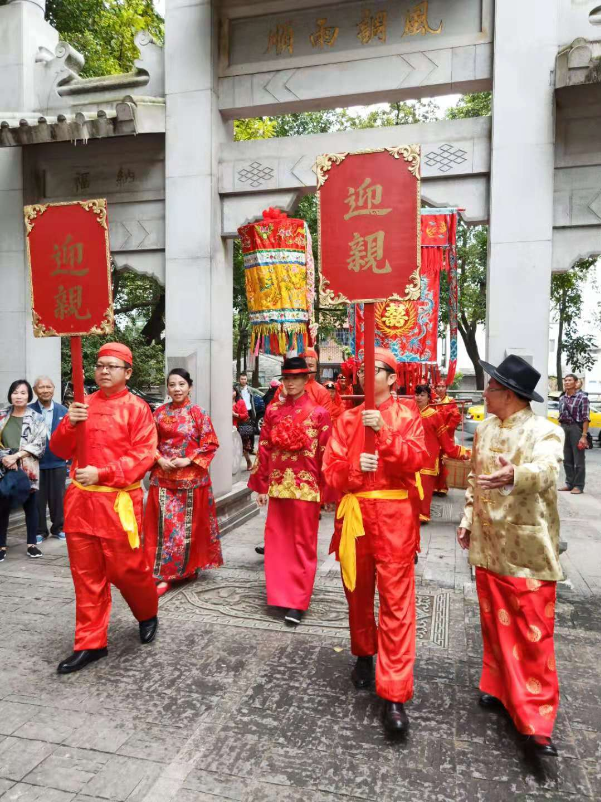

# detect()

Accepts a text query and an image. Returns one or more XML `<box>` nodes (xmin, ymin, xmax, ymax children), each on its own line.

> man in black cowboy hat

<box><xmin>248</xmin><ymin>357</ymin><xmax>331</xmax><ymax>625</ymax></box>
<box><xmin>457</xmin><ymin>355</ymin><xmax>564</xmax><ymax>758</ymax></box>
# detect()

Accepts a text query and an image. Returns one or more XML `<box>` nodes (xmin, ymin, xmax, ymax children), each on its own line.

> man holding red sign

<box><xmin>323</xmin><ymin>348</ymin><xmax>427</xmax><ymax>734</ymax></box>
<box><xmin>51</xmin><ymin>342</ymin><xmax>159</xmax><ymax>674</ymax></box>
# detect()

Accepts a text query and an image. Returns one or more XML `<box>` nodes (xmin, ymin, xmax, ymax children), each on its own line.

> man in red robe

<box><xmin>323</xmin><ymin>348</ymin><xmax>428</xmax><ymax>734</ymax></box>
<box><xmin>249</xmin><ymin>356</ymin><xmax>331</xmax><ymax>625</ymax></box>
<box><xmin>50</xmin><ymin>343</ymin><xmax>159</xmax><ymax>674</ymax></box>
<box><xmin>415</xmin><ymin>384</ymin><xmax>470</xmax><ymax>523</ymax></box>
<box><xmin>433</xmin><ymin>377</ymin><xmax>462</xmax><ymax>496</ymax></box>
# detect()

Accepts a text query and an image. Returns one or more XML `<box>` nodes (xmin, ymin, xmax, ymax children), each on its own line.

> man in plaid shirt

<box><xmin>558</xmin><ymin>374</ymin><xmax>590</xmax><ymax>494</ymax></box>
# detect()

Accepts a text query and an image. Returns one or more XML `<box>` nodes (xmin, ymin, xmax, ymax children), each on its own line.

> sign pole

<box><xmin>70</xmin><ymin>336</ymin><xmax>88</xmax><ymax>467</ymax></box>
<box><xmin>363</xmin><ymin>302</ymin><xmax>376</xmax><ymax>455</ymax></box>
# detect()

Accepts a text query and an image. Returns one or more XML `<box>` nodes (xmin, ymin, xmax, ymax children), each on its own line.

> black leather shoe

<box><xmin>525</xmin><ymin>735</ymin><xmax>559</xmax><ymax>758</ymax></box>
<box><xmin>383</xmin><ymin>701</ymin><xmax>409</xmax><ymax>735</ymax></box>
<box><xmin>479</xmin><ymin>693</ymin><xmax>504</xmax><ymax>709</ymax></box>
<box><xmin>255</xmin><ymin>545</ymin><xmax>265</xmax><ymax>555</ymax></box>
<box><xmin>284</xmin><ymin>608</ymin><xmax>303</xmax><ymax>625</ymax></box>
<box><xmin>57</xmin><ymin>648</ymin><xmax>107</xmax><ymax>674</ymax></box>
<box><xmin>139</xmin><ymin>616</ymin><xmax>158</xmax><ymax>644</ymax></box>
<box><xmin>351</xmin><ymin>656</ymin><xmax>374</xmax><ymax>689</ymax></box>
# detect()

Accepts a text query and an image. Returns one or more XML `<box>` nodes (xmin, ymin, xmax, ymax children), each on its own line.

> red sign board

<box><xmin>316</xmin><ymin>147</ymin><xmax>421</xmax><ymax>304</ymax></box>
<box><xmin>25</xmin><ymin>199</ymin><xmax>113</xmax><ymax>337</ymax></box>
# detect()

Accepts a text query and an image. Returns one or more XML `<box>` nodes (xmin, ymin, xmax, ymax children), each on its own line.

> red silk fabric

<box><xmin>323</xmin><ymin>395</ymin><xmax>427</xmax><ymax>702</ymax></box>
<box><xmin>343</xmin><ymin>536</ymin><xmax>416</xmax><ymax>702</ymax></box>
<box><xmin>50</xmin><ymin>388</ymin><xmax>157</xmax><ymax>539</ymax></box>
<box><xmin>418</xmin><ymin>406</ymin><xmax>465</xmax><ymax>521</ymax></box>
<box><xmin>264</xmin><ymin>498</ymin><xmax>320</xmax><ymax>610</ymax></box>
<box><xmin>67</xmin><ymin>531</ymin><xmax>158</xmax><ymax>650</ymax></box>
<box><xmin>476</xmin><ymin>567</ymin><xmax>559</xmax><ymax>737</ymax></box>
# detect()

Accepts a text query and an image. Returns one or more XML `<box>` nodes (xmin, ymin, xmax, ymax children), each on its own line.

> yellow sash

<box><xmin>72</xmin><ymin>480</ymin><xmax>142</xmax><ymax>549</ymax></box>
<box><xmin>337</xmin><ymin>489</ymin><xmax>409</xmax><ymax>592</ymax></box>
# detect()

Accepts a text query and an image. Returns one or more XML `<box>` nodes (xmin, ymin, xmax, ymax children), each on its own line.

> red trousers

<box><xmin>341</xmin><ymin>498</ymin><xmax>417</xmax><ymax>703</ymax></box>
<box><xmin>264</xmin><ymin>498</ymin><xmax>320</xmax><ymax>611</ymax></box>
<box><xmin>419</xmin><ymin>474</ymin><xmax>436</xmax><ymax>522</ymax></box>
<box><xmin>476</xmin><ymin>567</ymin><xmax>559</xmax><ymax>736</ymax></box>
<box><xmin>67</xmin><ymin>532</ymin><xmax>159</xmax><ymax>650</ymax></box>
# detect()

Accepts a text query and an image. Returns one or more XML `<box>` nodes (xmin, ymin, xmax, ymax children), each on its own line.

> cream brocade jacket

<box><xmin>460</xmin><ymin>407</ymin><xmax>565</xmax><ymax>582</ymax></box>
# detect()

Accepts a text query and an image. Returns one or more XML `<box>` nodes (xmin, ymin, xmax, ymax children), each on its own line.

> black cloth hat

<box><xmin>281</xmin><ymin>356</ymin><xmax>311</xmax><ymax>376</ymax></box>
<box><xmin>479</xmin><ymin>354</ymin><xmax>544</xmax><ymax>403</ymax></box>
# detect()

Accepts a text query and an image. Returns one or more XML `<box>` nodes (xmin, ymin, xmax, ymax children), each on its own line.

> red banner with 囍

<box><xmin>24</xmin><ymin>199</ymin><xmax>113</xmax><ymax>337</ymax></box>
<box><xmin>316</xmin><ymin>147</ymin><xmax>421</xmax><ymax>304</ymax></box>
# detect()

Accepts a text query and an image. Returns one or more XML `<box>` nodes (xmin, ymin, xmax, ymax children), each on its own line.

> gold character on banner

<box><xmin>357</xmin><ymin>9</ymin><xmax>387</xmax><ymax>45</ymax></box>
<box><xmin>403</xmin><ymin>1</ymin><xmax>442</xmax><ymax>36</ymax></box>
<box><xmin>383</xmin><ymin>302</ymin><xmax>409</xmax><ymax>329</ymax></box>
<box><xmin>344</xmin><ymin>178</ymin><xmax>392</xmax><ymax>220</ymax></box>
<box><xmin>266</xmin><ymin>22</ymin><xmax>294</xmax><ymax>56</ymax></box>
<box><xmin>310</xmin><ymin>18</ymin><xmax>339</xmax><ymax>48</ymax></box>
<box><xmin>51</xmin><ymin>234</ymin><xmax>88</xmax><ymax>277</ymax></box>
<box><xmin>348</xmin><ymin>231</ymin><xmax>392</xmax><ymax>274</ymax></box>
<box><xmin>54</xmin><ymin>285</ymin><xmax>92</xmax><ymax>321</ymax></box>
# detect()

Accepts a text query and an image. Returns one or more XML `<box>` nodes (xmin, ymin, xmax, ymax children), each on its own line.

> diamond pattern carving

<box><xmin>424</xmin><ymin>144</ymin><xmax>468</xmax><ymax>173</ymax></box>
<box><xmin>237</xmin><ymin>161</ymin><xmax>275</xmax><ymax>188</ymax></box>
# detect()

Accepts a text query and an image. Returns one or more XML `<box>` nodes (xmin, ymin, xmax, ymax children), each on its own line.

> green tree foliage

<box><xmin>551</xmin><ymin>259</ymin><xmax>598</xmax><ymax>384</ymax></box>
<box><xmin>439</xmin><ymin>225</ymin><xmax>488</xmax><ymax>389</ymax></box>
<box><xmin>45</xmin><ymin>0</ymin><xmax>164</xmax><ymax>78</ymax></box>
<box><xmin>446</xmin><ymin>92</ymin><xmax>492</xmax><ymax>120</ymax></box>
<box><xmin>60</xmin><ymin>266</ymin><xmax>165</xmax><ymax>392</ymax></box>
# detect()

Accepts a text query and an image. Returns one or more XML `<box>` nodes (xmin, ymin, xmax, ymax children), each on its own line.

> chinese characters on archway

<box><xmin>317</xmin><ymin>148</ymin><xmax>421</xmax><ymax>304</ymax></box>
<box><xmin>25</xmin><ymin>200</ymin><xmax>113</xmax><ymax>337</ymax></box>
<box><xmin>266</xmin><ymin>1</ymin><xmax>442</xmax><ymax>56</ymax></box>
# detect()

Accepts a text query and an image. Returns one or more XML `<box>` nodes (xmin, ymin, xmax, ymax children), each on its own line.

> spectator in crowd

<box><xmin>0</xmin><ymin>380</ymin><xmax>47</xmax><ymax>561</ymax></box>
<box><xmin>262</xmin><ymin>378</ymin><xmax>280</xmax><ymax>409</ymax></box>
<box><xmin>30</xmin><ymin>376</ymin><xmax>68</xmax><ymax>542</ymax></box>
<box><xmin>233</xmin><ymin>386</ymin><xmax>252</xmax><ymax>470</ymax></box>
<box><xmin>558</xmin><ymin>373</ymin><xmax>589</xmax><ymax>494</ymax></box>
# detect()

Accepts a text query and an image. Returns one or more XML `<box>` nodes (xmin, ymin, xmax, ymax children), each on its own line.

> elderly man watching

<box><xmin>30</xmin><ymin>376</ymin><xmax>68</xmax><ymax>542</ymax></box>
<box><xmin>457</xmin><ymin>355</ymin><xmax>564</xmax><ymax>758</ymax></box>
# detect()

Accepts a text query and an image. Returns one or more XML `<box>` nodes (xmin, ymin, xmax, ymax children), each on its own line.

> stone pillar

<box><xmin>0</xmin><ymin>1</ymin><xmax>60</xmax><ymax>398</ymax></box>
<box><xmin>486</xmin><ymin>0</ymin><xmax>558</xmax><ymax>410</ymax></box>
<box><xmin>164</xmin><ymin>0</ymin><xmax>234</xmax><ymax>497</ymax></box>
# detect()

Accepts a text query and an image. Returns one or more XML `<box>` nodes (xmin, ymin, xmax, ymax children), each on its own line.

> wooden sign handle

<box><xmin>70</xmin><ymin>336</ymin><xmax>88</xmax><ymax>467</ymax></box>
<box><xmin>363</xmin><ymin>303</ymin><xmax>376</xmax><ymax>455</ymax></box>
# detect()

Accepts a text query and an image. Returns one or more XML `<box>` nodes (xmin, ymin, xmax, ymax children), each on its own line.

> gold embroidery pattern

<box><xmin>526</xmin><ymin>677</ymin><xmax>542</xmax><ymax>694</ymax></box>
<box><xmin>268</xmin><ymin>468</ymin><xmax>319</xmax><ymax>502</ymax></box>
<box><xmin>527</xmin><ymin>625</ymin><xmax>542</xmax><ymax>643</ymax></box>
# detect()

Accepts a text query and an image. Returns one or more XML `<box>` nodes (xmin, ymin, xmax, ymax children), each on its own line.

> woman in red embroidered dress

<box><xmin>415</xmin><ymin>384</ymin><xmax>470</xmax><ymax>523</ymax></box>
<box><xmin>144</xmin><ymin>369</ymin><xmax>222</xmax><ymax>596</ymax></box>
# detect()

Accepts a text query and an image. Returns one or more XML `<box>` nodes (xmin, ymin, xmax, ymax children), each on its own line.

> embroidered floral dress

<box><xmin>143</xmin><ymin>401</ymin><xmax>222</xmax><ymax>582</ymax></box>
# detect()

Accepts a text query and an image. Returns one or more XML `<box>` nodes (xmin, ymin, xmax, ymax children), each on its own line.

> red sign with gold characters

<box><xmin>315</xmin><ymin>147</ymin><xmax>421</xmax><ymax>304</ymax></box>
<box><xmin>24</xmin><ymin>199</ymin><xmax>113</xmax><ymax>337</ymax></box>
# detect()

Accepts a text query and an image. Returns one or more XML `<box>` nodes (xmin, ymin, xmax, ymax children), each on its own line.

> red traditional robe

<box><xmin>143</xmin><ymin>402</ymin><xmax>222</xmax><ymax>582</ymax></box>
<box><xmin>419</xmin><ymin>406</ymin><xmax>468</xmax><ymax>522</ymax></box>
<box><xmin>50</xmin><ymin>388</ymin><xmax>159</xmax><ymax>650</ymax></box>
<box><xmin>323</xmin><ymin>395</ymin><xmax>428</xmax><ymax>702</ymax></box>
<box><xmin>248</xmin><ymin>392</ymin><xmax>331</xmax><ymax>611</ymax></box>
<box><xmin>434</xmin><ymin>396</ymin><xmax>462</xmax><ymax>495</ymax></box>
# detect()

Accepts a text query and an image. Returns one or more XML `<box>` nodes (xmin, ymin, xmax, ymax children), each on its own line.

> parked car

<box><xmin>461</xmin><ymin>398</ymin><xmax>601</xmax><ymax>442</ymax></box>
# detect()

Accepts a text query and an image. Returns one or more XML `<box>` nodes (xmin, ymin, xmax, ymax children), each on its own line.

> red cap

<box><xmin>372</xmin><ymin>348</ymin><xmax>397</xmax><ymax>372</ymax></box>
<box><xmin>98</xmin><ymin>342</ymin><xmax>133</xmax><ymax>366</ymax></box>
<box><xmin>300</xmin><ymin>348</ymin><xmax>318</xmax><ymax>359</ymax></box>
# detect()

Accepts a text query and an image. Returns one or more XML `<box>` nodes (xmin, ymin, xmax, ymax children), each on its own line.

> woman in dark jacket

<box><xmin>0</xmin><ymin>380</ymin><xmax>47</xmax><ymax>561</ymax></box>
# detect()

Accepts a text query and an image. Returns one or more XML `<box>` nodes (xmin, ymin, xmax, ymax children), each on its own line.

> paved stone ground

<box><xmin>0</xmin><ymin>450</ymin><xmax>600</xmax><ymax>801</ymax></box>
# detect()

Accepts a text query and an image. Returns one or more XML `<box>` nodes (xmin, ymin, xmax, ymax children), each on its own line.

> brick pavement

<box><xmin>0</xmin><ymin>451</ymin><xmax>600</xmax><ymax>801</ymax></box>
